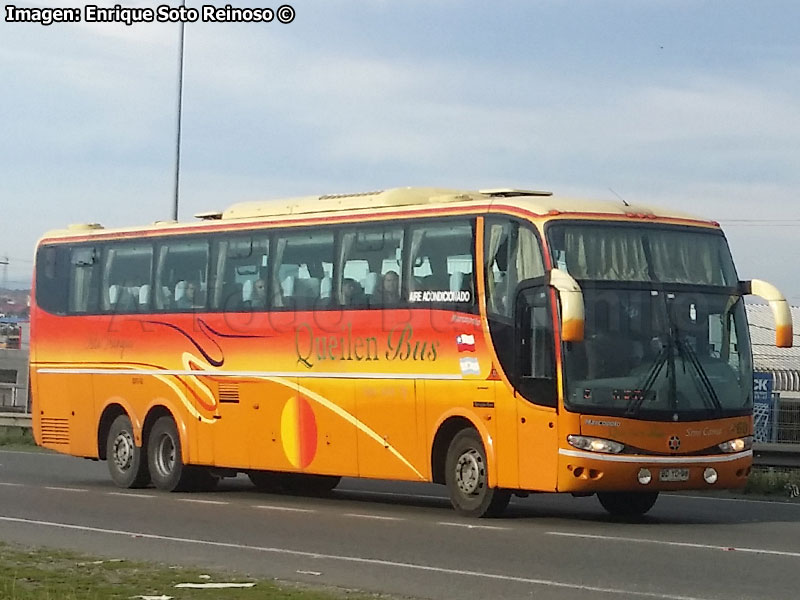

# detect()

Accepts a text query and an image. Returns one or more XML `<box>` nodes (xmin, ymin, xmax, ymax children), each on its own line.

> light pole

<box><xmin>172</xmin><ymin>0</ymin><xmax>186</xmax><ymax>222</ymax></box>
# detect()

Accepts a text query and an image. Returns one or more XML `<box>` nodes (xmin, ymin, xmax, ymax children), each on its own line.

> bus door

<box><xmin>514</xmin><ymin>282</ymin><xmax>559</xmax><ymax>491</ymax></box>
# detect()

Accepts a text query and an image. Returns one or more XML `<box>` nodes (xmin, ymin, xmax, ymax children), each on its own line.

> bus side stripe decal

<box><xmin>35</xmin><ymin>367</ymin><xmax>462</xmax><ymax>381</ymax></box>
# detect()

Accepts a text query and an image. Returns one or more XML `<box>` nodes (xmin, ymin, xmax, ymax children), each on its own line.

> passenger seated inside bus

<box><xmin>243</xmin><ymin>278</ymin><xmax>268</xmax><ymax>309</ymax></box>
<box><xmin>110</xmin><ymin>279</ymin><xmax>140</xmax><ymax>312</ymax></box>
<box><xmin>176</xmin><ymin>280</ymin><xmax>202</xmax><ymax>309</ymax></box>
<box><xmin>341</xmin><ymin>277</ymin><xmax>367</xmax><ymax>307</ymax></box>
<box><xmin>376</xmin><ymin>270</ymin><xmax>401</xmax><ymax>306</ymax></box>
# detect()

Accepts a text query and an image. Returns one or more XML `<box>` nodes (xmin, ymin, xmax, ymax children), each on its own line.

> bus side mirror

<box><xmin>549</xmin><ymin>268</ymin><xmax>584</xmax><ymax>343</ymax></box>
<box><xmin>741</xmin><ymin>279</ymin><xmax>793</xmax><ymax>348</ymax></box>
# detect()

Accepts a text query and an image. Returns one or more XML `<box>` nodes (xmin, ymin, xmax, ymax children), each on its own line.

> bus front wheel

<box><xmin>147</xmin><ymin>416</ymin><xmax>217</xmax><ymax>492</ymax></box>
<box><xmin>445</xmin><ymin>429</ymin><xmax>510</xmax><ymax>518</ymax></box>
<box><xmin>106</xmin><ymin>414</ymin><xmax>150</xmax><ymax>488</ymax></box>
<box><xmin>597</xmin><ymin>491</ymin><xmax>659</xmax><ymax>516</ymax></box>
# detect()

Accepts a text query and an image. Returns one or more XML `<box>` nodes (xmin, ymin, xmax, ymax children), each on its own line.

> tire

<box><xmin>147</xmin><ymin>416</ymin><xmax>216</xmax><ymax>492</ymax></box>
<box><xmin>597</xmin><ymin>491</ymin><xmax>659</xmax><ymax>516</ymax></box>
<box><xmin>445</xmin><ymin>429</ymin><xmax>510</xmax><ymax>518</ymax></box>
<box><xmin>106</xmin><ymin>414</ymin><xmax>150</xmax><ymax>488</ymax></box>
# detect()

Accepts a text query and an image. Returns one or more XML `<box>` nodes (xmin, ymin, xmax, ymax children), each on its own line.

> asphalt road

<box><xmin>2</xmin><ymin>448</ymin><xmax>800</xmax><ymax>599</ymax></box>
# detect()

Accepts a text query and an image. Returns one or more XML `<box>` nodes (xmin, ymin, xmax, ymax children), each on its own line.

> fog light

<box><xmin>703</xmin><ymin>467</ymin><xmax>718</xmax><ymax>484</ymax></box>
<box><xmin>637</xmin><ymin>468</ymin><xmax>652</xmax><ymax>485</ymax></box>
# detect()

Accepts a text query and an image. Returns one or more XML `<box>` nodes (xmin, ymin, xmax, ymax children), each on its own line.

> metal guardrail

<box><xmin>0</xmin><ymin>411</ymin><xmax>31</xmax><ymax>428</ymax></box>
<box><xmin>752</xmin><ymin>442</ymin><xmax>800</xmax><ymax>469</ymax></box>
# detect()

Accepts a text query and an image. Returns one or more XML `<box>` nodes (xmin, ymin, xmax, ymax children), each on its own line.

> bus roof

<box><xmin>41</xmin><ymin>187</ymin><xmax>715</xmax><ymax>239</ymax></box>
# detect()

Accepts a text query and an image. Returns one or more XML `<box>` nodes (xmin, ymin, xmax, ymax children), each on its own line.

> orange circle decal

<box><xmin>280</xmin><ymin>395</ymin><xmax>317</xmax><ymax>469</ymax></box>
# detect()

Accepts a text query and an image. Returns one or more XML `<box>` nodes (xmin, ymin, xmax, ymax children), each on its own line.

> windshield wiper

<box><xmin>674</xmin><ymin>335</ymin><xmax>724</xmax><ymax>415</ymax></box>
<box><xmin>626</xmin><ymin>340</ymin><xmax>667</xmax><ymax>416</ymax></box>
<box><xmin>626</xmin><ymin>292</ymin><xmax>677</xmax><ymax>417</ymax></box>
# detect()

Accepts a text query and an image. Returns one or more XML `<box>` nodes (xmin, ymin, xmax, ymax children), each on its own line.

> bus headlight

<box><xmin>567</xmin><ymin>435</ymin><xmax>624</xmax><ymax>454</ymax></box>
<box><xmin>717</xmin><ymin>436</ymin><xmax>752</xmax><ymax>453</ymax></box>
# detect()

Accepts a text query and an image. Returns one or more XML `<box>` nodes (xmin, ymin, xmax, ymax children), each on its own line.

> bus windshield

<box><xmin>548</xmin><ymin>222</ymin><xmax>752</xmax><ymax>420</ymax></box>
<box><xmin>562</xmin><ymin>287</ymin><xmax>752</xmax><ymax>419</ymax></box>
<box><xmin>548</xmin><ymin>223</ymin><xmax>738</xmax><ymax>286</ymax></box>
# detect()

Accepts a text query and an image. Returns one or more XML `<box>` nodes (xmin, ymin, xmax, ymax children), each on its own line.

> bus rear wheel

<box><xmin>597</xmin><ymin>491</ymin><xmax>659</xmax><ymax>516</ymax></box>
<box><xmin>445</xmin><ymin>429</ymin><xmax>510</xmax><ymax>518</ymax></box>
<box><xmin>106</xmin><ymin>414</ymin><xmax>150</xmax><ymax>488</ymax></box>
<box><xmin>147</xmin><ymin>416</ymin><xmax>217</xmax><ymax>492</ymax></box>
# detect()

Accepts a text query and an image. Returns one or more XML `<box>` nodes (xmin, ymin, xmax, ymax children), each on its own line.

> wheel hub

<box><xmin>455</xmin><ymin>449</ymin><xmax>484</xmax><ymax>495</ymax></box>
<box><xmin>112</xmin><ymin>431</ymin><xmax>134</xmax><ymax>471</ymax></box>
<box><xmin>154</xmin><ymin>435</ymin><xmax>176</xmax><ymax>476</ymax></box>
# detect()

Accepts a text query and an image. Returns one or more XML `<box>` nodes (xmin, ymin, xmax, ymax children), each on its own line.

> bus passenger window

<box><xmin>273</xmin><ymin>230</ymin><xmax>334</xmax><ymax>310</ymax></box>
<box><xmin>69</xmin><ymin>247</ymin><xmax>99</xmax><ymax>314</ymax></box>
<box><xmin>211</xmin><ymin>235</ymin><xmax>269</xmax><ymax>312</ymax></box>
<box><xmin>154</xmin><ymin>240</ymin><xmax>208</xmax><ymax>312</ymax></box>
<box><xmin>340</xmin><ymin>226</ymin><xmax>403</xmax><ymax>308</ymax></box>
<box><xmin>407</xmin><ymin>221</ymin><xmax>475</xmax><ymax>308</ymax></box>
<box><xmin>101</xmin><ymin>243</ymin><xmax>154</xmax><ymax>314</ymax></box>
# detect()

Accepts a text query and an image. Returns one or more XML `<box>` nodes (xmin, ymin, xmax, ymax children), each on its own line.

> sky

<box><xmin>1</xmin><ymin>0</ymin><xmax>799</xmax><ymax>304</ymax></box>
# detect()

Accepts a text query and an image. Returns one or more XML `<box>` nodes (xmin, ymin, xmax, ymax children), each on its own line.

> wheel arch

<box><xmin>431</xmin><ymin>412</ymin><xmax>496</xmax><ymax>486</ymax></box>
<box><xmin>97</xmin><ymin>402</ymin><xmax>129</xmax><ymax>460</ymax></box>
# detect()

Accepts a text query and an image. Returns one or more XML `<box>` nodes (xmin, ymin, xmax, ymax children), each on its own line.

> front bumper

<box><xmin>557</xmin><ymin>448</ymin><xmax>752</xmax><ymax>492</ymax></box>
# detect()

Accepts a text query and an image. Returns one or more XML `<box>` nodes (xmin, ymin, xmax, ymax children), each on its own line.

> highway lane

<box><xmin>2</xmin><ymin>449</ymin><xmax>800</xmax><ymax>599</ymax></box>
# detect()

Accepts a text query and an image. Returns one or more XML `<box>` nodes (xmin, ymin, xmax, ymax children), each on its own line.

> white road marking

<box><xmin>670</xmin><ymin>494</ymin><xmax>800</xmax><ymax>507</ymax></box>
<box><xmin>338</xmin><ymin>488</ymin><xmax>445</xmax><ymax>501</ymax></box>
<box><xmin>178</xmin><ymin>499</ymin><xmax>229</xmax><ymax>505</ymax></box>
<box><xmin>255</xmin><ymin>505</ymin><xmax>315</xmax><ymax>513</ymax></box>
<box><xmin>0</xmin><ymin>514</ymin><xmax>716</xmax><ymax>600</ymax></box>
<box><xmin>547</xmin><ymin>531</ymin><xmax>800</xmax><ymax>559</ymax></box>
<box><xmin>44</xmin><ymin>486</ymin><xmax>87</xmax><ymax>493</ymax></box>
<box><xmin>296</xmin><ymin>570</ymin><xmax>322</xmax><ymax>576</ymax></box>
<box><xmin>344</xmin><ymin>513</ymin><xmax>403</xmax><ymax>521</ymax></box>
<box><xmin>0</xmin><ymin>482</ymin><xmax>23</xmax><ymax>487</ymax></box>
<box><xmin>438</xmin><ymin>522</ymin><xmax>510</xmax><ymax>531</ymax></box>
<box><xmin>106</xmin><ymin>492</ymin><xmax>156</xmax><ymax>499</ymax></box>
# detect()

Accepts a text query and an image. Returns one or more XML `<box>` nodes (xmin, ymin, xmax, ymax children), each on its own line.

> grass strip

<box><xmin>0</xmin><ymin>542</ymin><xmax>379</xmax><ymax>600</ymax></box>
<box><xmin>0</xmin><ymin>427</ymin><xmax>35</xmax><ymax>448</ymax></box>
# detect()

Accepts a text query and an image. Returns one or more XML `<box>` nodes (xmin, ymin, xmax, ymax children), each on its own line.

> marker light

<box><xmin>718</xmin><ymin>436</ymin><xmax>753</xmax><ymax>453</ymax></box>
<box><xmin>637</xmin><ymin>468</ymin><xmax>652</xmax><ymax>485</ymax></box>
<box><xmin>567</xmin><ymin>435</ymin><xmax>624</xmax><ymax>454</ymax></box>
<box><xmin>703</xmin><ymin>468</ymin><xmax>718</xmax><ymax>484</ymax></box>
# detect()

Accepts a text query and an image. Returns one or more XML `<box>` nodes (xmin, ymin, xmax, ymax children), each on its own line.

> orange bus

<box><xmin>30</xmin><ymin>187</ymin><xmax>793</xmax><ymax>517</ymax></box>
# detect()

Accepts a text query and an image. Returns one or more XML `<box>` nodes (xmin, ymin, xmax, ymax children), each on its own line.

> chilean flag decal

<box><xmin>456</xmin><ymin>334</ymin><xmax>476</xmax><ymax>352</ymax></box>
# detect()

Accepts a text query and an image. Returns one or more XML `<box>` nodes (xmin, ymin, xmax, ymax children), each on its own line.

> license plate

<box><xmin>659</xmin><ymin>468</ymin><xmax>690</xmax><ymax>482</ymax></box>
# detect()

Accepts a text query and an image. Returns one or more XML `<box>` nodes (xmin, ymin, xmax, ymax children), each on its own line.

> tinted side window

<box><xmin>69</xmin><ymin>247</ymin><xmax>100</xmax><ymax>314</ymax></box>
<box><xmin>211</xmin><ymin>234</ymin><xmax>270</xmax><ymax>312</ymax></box>
<box><xmin>485</xmin><ymin>220</ymin><xmax>544</xmax><ymax>318</ymax></box>
<box><xmin>340</xmin><ymin>226</ymin><xmax>404</xmax><ymax>308</ymax></box>
<box><xmin>101</xmin><ymin>243</ymin><xmax>154</xmax><ymax>313</ymax></box>
<box><xmin>155</xmin><ymin>239</ymin><xmax>209</xmax><ymax>312</ymax></box>
<box><xmin>407</xmin><ymin>220</ymin><xmax>475</xmax><ymax>308</ymax></box>
<box><xmin>273</xmin><ymin>230</ymin><xmax>334</xmax><ymax>310</ymax></box>
<box><xmin>35</xmin><ymin>245</ymin><xmax>69</xmax><ymax>315</ymax></box>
